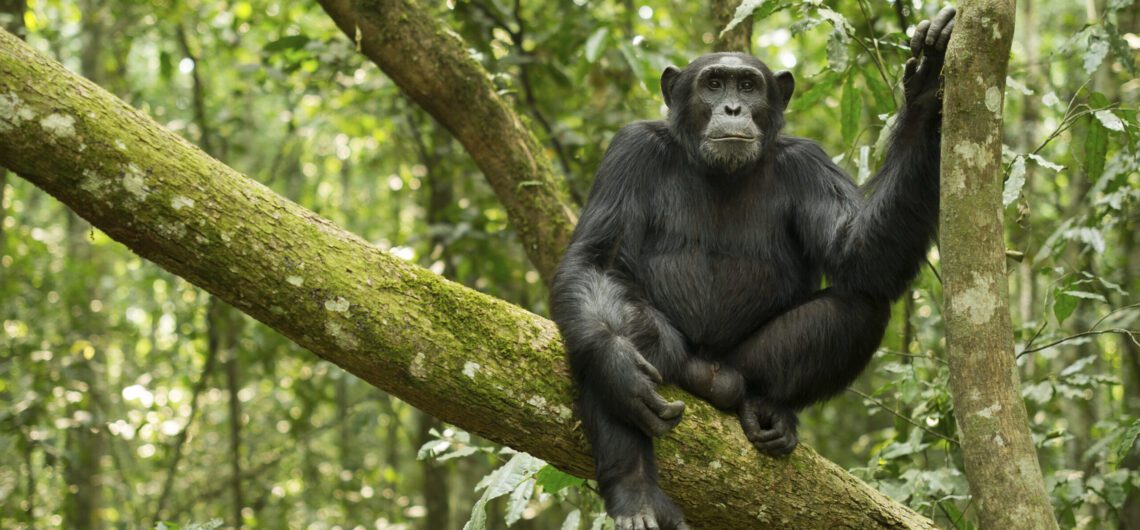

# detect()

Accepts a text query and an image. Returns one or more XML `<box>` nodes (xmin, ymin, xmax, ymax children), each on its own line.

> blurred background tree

<box><xmin>0</xmin><ymin>0</ymin><xmax>1136</xmax><ymax>528</ymax></box>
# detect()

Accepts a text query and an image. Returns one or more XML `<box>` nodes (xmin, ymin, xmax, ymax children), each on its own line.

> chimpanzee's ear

<box><xmin>661</xmin><ymin>65</ymin><xmax>681</xmax><ymax>108</ymax></box>
<box><xmin>774</xmin><ymin>70</ymin><xmax>795</xmax><ymax>108</ymax></box>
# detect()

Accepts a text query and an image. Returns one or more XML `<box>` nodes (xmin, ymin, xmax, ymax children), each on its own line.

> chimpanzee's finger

<box><xmin>910</xmin><ymin>20</ymin><xmax>931</xmax><ymax>57</ymax></box>
<box><xmin>630</xmin><ymin>351</ymin><xmax>663</xmax><ymax>384</ymax></box>
<box><xmin>642</xmin><ymin>390</ymin><xmax>685</xmax><ymax>421</ymax></box>
<box><xmin>935</xmin><ymin>19</ymin><xmax>955</xmax><ymax>51</ymax></box>
<box><xmin>904</xmin><ymin>57</ymin><xmax>919</xmax><ymax>82</ymax></box>
<box><xmin>925</xmin><ymin>7</ymin><xmax>956</xmax><ymax>47</ymax></box>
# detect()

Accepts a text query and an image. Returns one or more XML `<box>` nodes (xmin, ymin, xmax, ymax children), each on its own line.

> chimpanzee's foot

<box><xmin>608</xmin><ymin>482</ymin><xmax>689</xmax><ymax>530</ymax></box>
<box><xmin>679</xmin><ymin>357</ymin><xmax>745</xmax><ymax>410</ymax></box>
<box><xmin>738</xmin><ymin>397</ymin><xmax>799</xmax><ymax>456</ymax></box>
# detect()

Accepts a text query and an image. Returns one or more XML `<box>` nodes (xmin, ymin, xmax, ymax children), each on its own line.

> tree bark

<box><xmin>712</xmin><ymin>0</ymin><xmax>753</xmax><ymax>53</ymax></box>
<box><xmin>314</xmin><ymin>0</ymin><xmax>576</xmax><ymax>283</ymax></box>
<box><xmin>0</xmin><ymin>28</ymin><xmax>937</xmax><ymax>529</ymax></box>
<box><xmin>938</xmin><ymin>2</ymin><xmax>1058</xmax><ymax>529</ymax></box>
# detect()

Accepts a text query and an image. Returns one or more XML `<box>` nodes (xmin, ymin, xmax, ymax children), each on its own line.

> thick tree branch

<box><xmin>315</xmin><ymin>0</ymin><xmax>576</xmax><ymax>283</ymax></box>
<box><xmin>0</xmin><ymin>29</ymin><xmax>934</xmax><ymax>529</ymax></box>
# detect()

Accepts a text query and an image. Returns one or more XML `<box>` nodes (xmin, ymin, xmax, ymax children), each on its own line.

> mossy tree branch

<box><xmin>315</xmin><ymin>0</ymin><xmax>577</xmax><ymax>283</ymax></box>
<box><xmin>0</xmin><ymin>29</ymin><xmax>934</xmax><ymax>529</ymax></box>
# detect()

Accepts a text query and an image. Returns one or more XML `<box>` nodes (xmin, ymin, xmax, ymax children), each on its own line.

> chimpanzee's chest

<box><xmin>633</xmin><ymin>173</ymin><xmax>814</xmax><ymax>350</ymax></box>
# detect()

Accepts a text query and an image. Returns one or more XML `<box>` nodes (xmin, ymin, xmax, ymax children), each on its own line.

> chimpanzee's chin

<box><xmin>700</xmin><ymin>140</ymin><xmax>762</xmax><ymax>173</ymax></box>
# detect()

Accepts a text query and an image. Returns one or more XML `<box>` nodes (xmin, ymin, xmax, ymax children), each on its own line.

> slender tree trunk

<box><xmin>1014</xmin><ymin>0</ymin><xmax>1040</xmax><ymax>331</ymax></box>
<box><xmin>410</xmin><ymin>112</ymin><xmax>453</xmax><ymax>530</ymax></box>
<box><xmin>4</xmin><ymin>5</ymin><xmax>29</xmax><ymax>524</ymax></box>
<box><xmin>222</xmin><ymin>327</ymin><xmax>245</xmax><ymax>528</ymax></box>
<box><xmin>62</xmin><ymin>7</ymin><xmax>107</xmax><ymax>527</ymax></box>
<box><xmin>62</xmin><ymin>211</ymin><xmax>105</xmax><ymax>530</ymax></box>
<box><xmin>0</xmin><ymin>0</ymin><xmax>20</xmax><ymax>252</ymax></box>
<box><xmin>712</xmin><ymin>0</ymin><xmax>753</xmax><ymax>53</ymax></box>
<box><xmin>939</xmin><ymin>2</ymin><xmax>1058</xmax><ymax>529</ymax></box>
<box><xmin>178</xmin><ymin>26</ymin><xmax>249</xmax><ymax>525</ymax></box>
<box><xmin>153</xmin><ymin>335</ymin><xmax>218</xmax><ymax>523</ymax></box>
<box><xmin>1121</xmin><ymin>224</ymin><xmax>1140</xmax><ymax>529</ymax></box>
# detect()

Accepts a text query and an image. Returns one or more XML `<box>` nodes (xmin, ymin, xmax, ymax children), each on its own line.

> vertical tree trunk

<box><xmin>1120</xmin><ymin>224</ymin><xmax>1140</xmax><ymax>529</ymax></box>
<box><xmin>1014</xmin><ymin>0</ymin><xmax>1040</xmax><ymax>330</ymax></box>
<box><xmin>0</xmin><ymin>0</ymin><xmax>21</xmax><ymax>258</ymax></box>
<box><xmin>62</xmin><ymin>211</ymin><xmax>106</xmax><ymax>530</ymax></box>
<box><xmin>712</xmin><ymin>0</ymin><xmax>752</xmax><ymax>53</ymax></box>
<box><xmin>176</xmin><ymin>26</ymin><xmax>249</xmax><ymax>526</ymax></box>
<box><xmin>939</xmin><ymin>2</ymin><xmax>1058</xmax><ymax>529</ymax></box>
<box><xmin>63</xmin><ymin>6</ymin><xmax>106</xmax><ymax>527</ymax></box>
<box><xmin>410</xmin><ymin>111</ymin><xmax>453</xmax><ymax>530</ymax></box>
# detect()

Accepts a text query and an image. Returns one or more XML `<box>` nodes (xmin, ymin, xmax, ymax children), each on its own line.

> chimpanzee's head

<box><xmin>661</xmin><ymin>53</ymin><xmax>795</xmax><ymax>173</ymax></box>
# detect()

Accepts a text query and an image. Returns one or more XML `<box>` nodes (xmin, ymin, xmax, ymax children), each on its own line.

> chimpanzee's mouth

<box><xmin>708</xmin><ymin>134</ymin><xmax>757</xmax><ymax>142</ymax></box>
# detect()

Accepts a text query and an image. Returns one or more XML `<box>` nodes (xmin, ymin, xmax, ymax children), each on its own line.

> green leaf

<box><xmin>723</xmin><ymin>0</ymin><xmax>762</xmax><ymax>32</ymax></box>
<box><xmin>1002</xmin><ymin>156</ymin><xmax>1026</xmax><ymax>207</ymax></box>
<box><xmin>841</xmin><ymin>72</ymin><xmax>860</xmax><ymax>144</ymax></box>
<box><xmin>505</xmin><ymin>478</ymin><xmax>535</xmax><ymax>526</ymax></box>
<box><xmin>817</xmin><ymin>6</ymin><xmax>854</xmax><ymax>34</ymax></box>
<box><xmin>862</xmin><ymin>69</ymin><xmax>894</xmax><ymax>115</ymax></box>
<box><xmin>264</xmin><ymin>35</ymin><xmax>310</xmax><ymax>53</ymax></box>
<box><xmin>437</xmin><ymin>445</ymin><xmax>480</xmax><ymax>461</ymax></box>
<box><xmin>584</xmin><ymin>27</ymin><xmax>609</xmax><ymax>63</ymax></box>
<box><xmin>789</xmin><ymin>16</ymin><xmax>822</xmax><ymax>35</ymax></box>
<box><xmin>464</xmin><ymin>453</ymin><xmax>546</xmax><ymax>530</ymax></box>
<box><xmin>1027</xmin><ymin>153</ymin><xmax>1064</xmax><ymax>172</ymax></box>
<box><xmin>1104</xmin><ymin>21</ymin><xmax>1138</xmax><ymax>77</ymax></box>
<box><xmin>617</xmin><ymin>42</ymin><xmax>641</xmax><ymax>80</ymax></box>
<box><xmin>417</xmin><ymin>439</ymin><xmax>450</xmax><ymax>460</ymax></box>
<box><xmin>827</xmin><ymin>27</ymin><xmax>850</xmax><ymax>72</ymax></box>
<box><xmin>1095</xmin><ymin>110</ymin><xmax>1125</xmax><ymax>132</ymax></box>
<box><xmin>1060</xmin><ymin>355</ymin><xmax>1097</xmax><ymax>377</ymax></box>
<box><xmin>1085</xmin><ymin>111</ymin><xmax>1108</xmax><ymax>181</ymax></box>
<box><xmin>1084</xmin><ymin>34</ymin><xmax>1109</xmax><ymax>74</ymax></box>
<box><xmin>1112</xmin><ymin>419</ymin><xmax>1140</xmax><ymax>465</ymax></box>
<box><xmin>159</xmin><ymin>51</ymin><xmax>173</xmax><ymax>81</ymax></box>
<box><xmin>561</xmin><ymin>509</ymin><xmax>582</xmax><ymax>530</ymax></box>
<box><xmin>1060</xmin><ymin>290</ymin><xmax>1106</xmax><ymax>303</ymax></box>
<box><xmin>1053</xmin><ymin>289</ymin><xmax>1079</xmax><ymax>324</ymax></box>
<box><xmin>535</xmin><ymin>464</ymin><xmax>586</xmax><ymax>494</ymax></box>
<box><xmin>789</xmin><ymin>70</ymin><xmax>842</xmax><ymax>113</ymax></box>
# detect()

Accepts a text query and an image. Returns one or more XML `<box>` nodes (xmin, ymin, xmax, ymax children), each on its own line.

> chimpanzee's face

<box><xmin>662</xmin><ymin>54</ymin><xmax>795</xmax><ymax>173</ymax></box>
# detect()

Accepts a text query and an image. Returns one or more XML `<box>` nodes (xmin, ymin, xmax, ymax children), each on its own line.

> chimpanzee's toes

<box><xmin>739</xmin><ymin>397</ymin><xmax>799</xmax><ymax>456</ymax></box>
<box><xmin>609</xmin><ymin>489</ymin><xmax>687</xmax><ymax>530</ymax></box>
<box><xmin>615</xmin><ymin>511</ymin><xmax>657</xmax><ymax>530</ymax></box>
<box><xmin>752</xmin><ymin>427</ymin><xmax>799</xmax><ymax>456</ymax></box>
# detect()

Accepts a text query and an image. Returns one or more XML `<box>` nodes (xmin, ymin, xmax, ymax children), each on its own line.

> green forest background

<box><xmin>0</xmin><ymin>0</ymin><xmax>1137</xmax><ymax>528</ymax></box>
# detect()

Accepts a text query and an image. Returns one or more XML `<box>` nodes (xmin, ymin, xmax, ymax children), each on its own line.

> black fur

<box><xmin>550</xmin><ymin>9</ymin><xmax>955</xmax><ymax>529</ymax></box>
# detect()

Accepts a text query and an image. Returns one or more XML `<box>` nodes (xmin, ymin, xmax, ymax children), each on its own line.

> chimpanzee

<box><xmin>549</xmin><ymin>7</ymin><xmax>956</xmax><ymax>530</ymax></box>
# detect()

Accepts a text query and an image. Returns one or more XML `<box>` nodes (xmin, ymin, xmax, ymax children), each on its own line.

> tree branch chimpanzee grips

<box><xmin>550</xmin><ymin>7</ymin><xmax>956</xmax><ymax>530</ymax></box>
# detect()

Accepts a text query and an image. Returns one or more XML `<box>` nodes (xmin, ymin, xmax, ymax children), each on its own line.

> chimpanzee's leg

<box><xmin>723</xmin><ymin>287</ymin><xmax>891</xmax><ymax>455</ymax></box>
<box><xmin>578</xmin><ymin>387</ymin><xmax>689</xmax><ymax>530</ymax></box>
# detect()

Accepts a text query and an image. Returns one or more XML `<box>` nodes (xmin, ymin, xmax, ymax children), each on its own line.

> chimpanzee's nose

<box><xmin>724</xmin><ymin>104</ymin><xmax>742</xmax><ymax>116</ymax></box>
